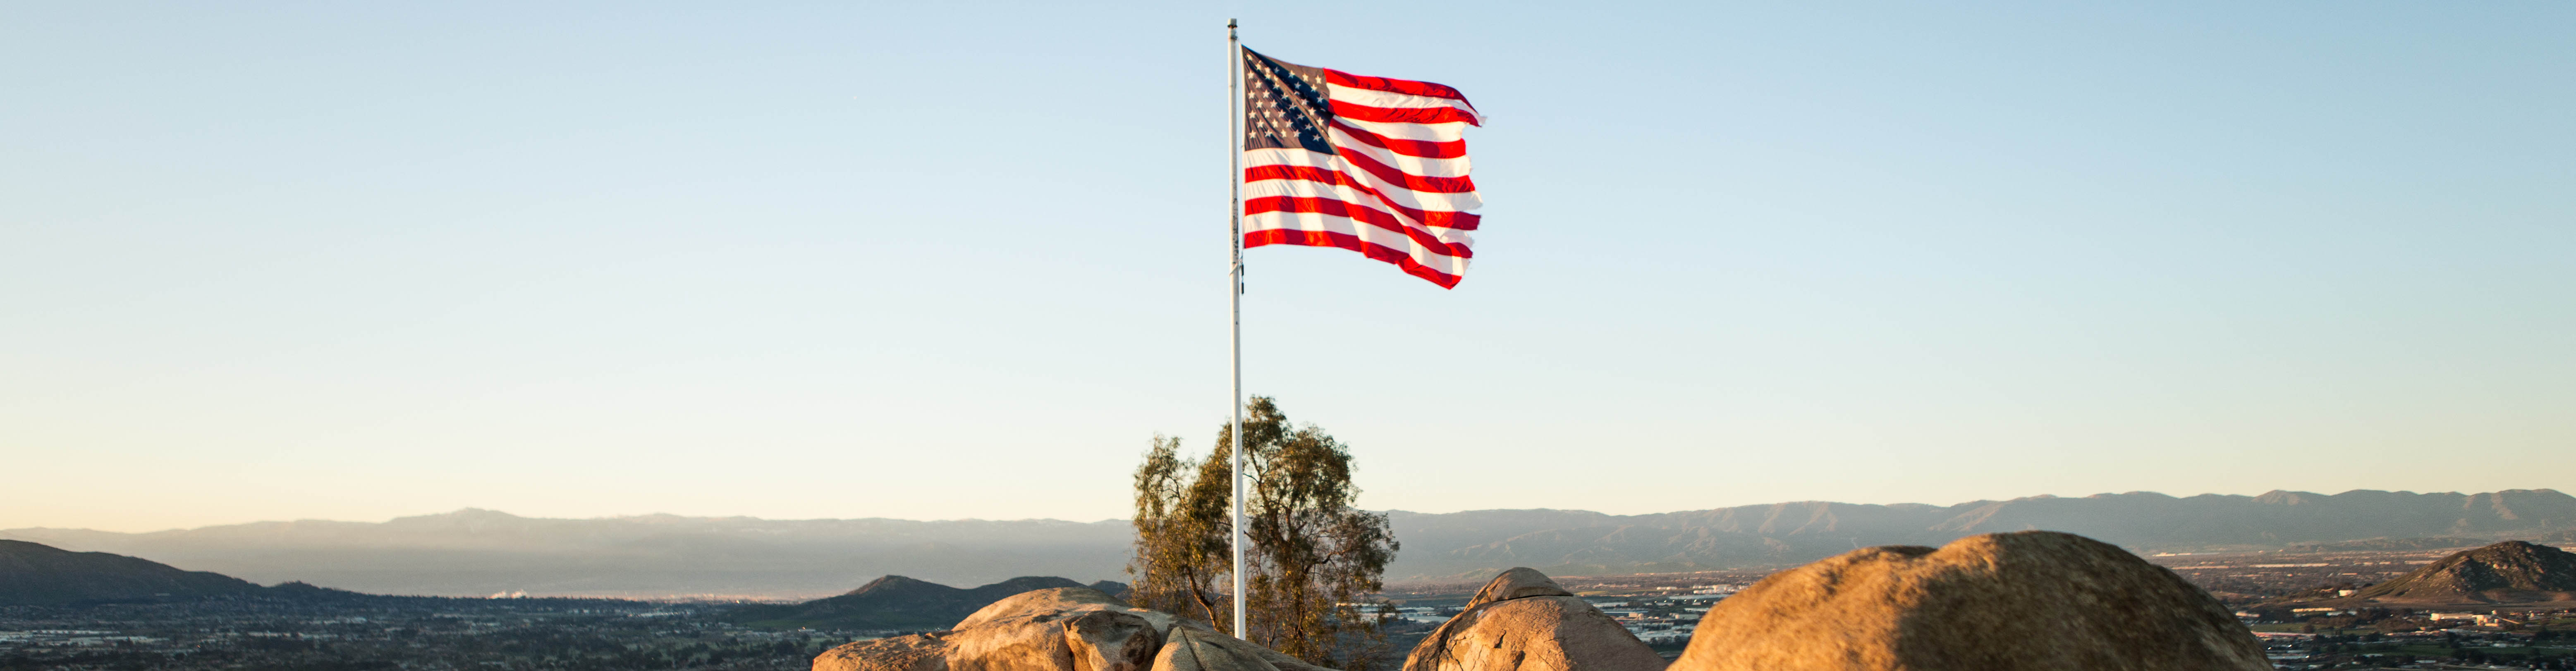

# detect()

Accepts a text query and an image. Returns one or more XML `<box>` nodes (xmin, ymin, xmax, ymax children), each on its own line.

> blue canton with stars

<box><xmin>1244</xmin><ymin>49</ymin><xmax>1336</xmax><ymax>154</ymax></box>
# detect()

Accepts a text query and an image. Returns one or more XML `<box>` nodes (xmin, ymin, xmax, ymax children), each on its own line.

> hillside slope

<box><xmin>2343</xmin><ymin>541</ymin><xmax>2576</xmax><ymax>604</ymax></box>
<box><xmin>0</xmin><ymin>540</ymin><xmax>261</xmax><ymax>605</ymax></box>
<box><xmin>728</xmin><ymin>575</ymin><xmax>1129</xmax><ymax>630</ymax></box>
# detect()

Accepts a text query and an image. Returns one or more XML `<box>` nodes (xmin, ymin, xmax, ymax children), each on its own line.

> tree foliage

<box><xmin>1128</xmin><ymin>396</ymin><xmax>1400</xmax><ymax>669</ymax></box>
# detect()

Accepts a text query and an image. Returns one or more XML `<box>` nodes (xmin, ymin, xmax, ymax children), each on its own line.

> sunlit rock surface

<box><xmin>1671</xmin><ymin>531</ymin><xmax>2268</xmax><ymax>671</ymax></box>
<box><xmin>1402</xmin><ymin>567</ymin><xmax>1667</xmax><ymax>671</ymax></box>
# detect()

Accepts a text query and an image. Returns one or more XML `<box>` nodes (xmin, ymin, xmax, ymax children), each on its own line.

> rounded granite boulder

<box><xmin>1670</xmin><ymin>531</ymin><xmax>2269</xmax><ymax>671</ymax></box>
<box><xmin>1403</xmin><ymin>567</ymin><xmax>1667</xmax><ymax>671</ymax></box>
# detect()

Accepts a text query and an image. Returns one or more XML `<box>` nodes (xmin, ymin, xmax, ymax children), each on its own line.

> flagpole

<box><xmin>1225</xmin><ymin>18</ymin><xmax>1248</xmax><ymax>641</ymax></box>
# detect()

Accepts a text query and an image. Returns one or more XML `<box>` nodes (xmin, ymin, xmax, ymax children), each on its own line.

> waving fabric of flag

<box><xmin>1242</xmin><ymin>48</ymin><xmax>1483</xmax><ymax>289</ymax></box>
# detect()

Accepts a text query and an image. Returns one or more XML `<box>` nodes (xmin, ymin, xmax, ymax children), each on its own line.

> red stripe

<box><xmin>1330</xmin><ymin>142</ymin><xmax>1478</xmax><ymax>194</ymax></box>
<box><xmin>1246</xmin><ymin>228</ymin><xmax>1462</xmax><ymax>289</ymax></box>
<box><xmin>1323</xmin><ymin>69</ymin><xmax>1471</xmax><ymax>105</ymax></box>
<box><xmin>1330</xmin><ymin>120</ymin><xmax>1464</xmax><ymax>158</ymax></box>
<box><xmin>1330</xmin><ymin>100</ymin><xmax>1481</xmax><ymax>126</ymax></box>
<box><xmin>1244</xmin><ymin>164</ymin><xmax>1481</xmax><ymax>230</ymax></box>
<box><xmin>1246</xmin><ymin>196</ymin><xmax>1474</xmax><ymax>259</ymax></box>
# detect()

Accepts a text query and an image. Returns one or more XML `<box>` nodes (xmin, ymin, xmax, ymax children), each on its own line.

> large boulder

<box><xmin>1403</xmin><ymin>568</ymin><xmax>1668</xmax><ymax>671</ymax></box>
<box><xmin>818</xmin><ymin>587</ymin><xmax>1196</xmax><ymax>671</ymax></box>
<box><xmin>1153</xmin><ymin>627</ymin><xmax>1276</xmax><ymax>671</ymax></box>
<box><xmin>1150</xmin><ymin>626</ymin><xmax>1339</xmax><ymax>671</ymax></box>
<box><xmin>957</xmin><ymin>587</ymin><xmax>1205</xmax><ymax>640</ymax></box>
<box><xmin>1670</xmin><ymin>531</ymin><xmax>2269</xmax><ymax>671</ymax></box>
<box><xmin>815</xmin><ymin>633</ymin><xmax>953</xmax><ymax>671</ymax></box>
<box><xmin>1467</xmin><ymin>567</ymin><xmax>1574</xmax><ymax>604</ymax></box>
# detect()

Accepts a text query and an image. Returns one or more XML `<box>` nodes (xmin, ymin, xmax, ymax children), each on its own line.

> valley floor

<box><xmin>0</xmin><ymin>597</ymin><xmax>843</xmax><ymax>671</ymax></box>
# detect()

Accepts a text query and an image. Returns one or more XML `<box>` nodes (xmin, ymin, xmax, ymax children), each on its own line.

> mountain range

<box><xmin>5</xmin><ymin>488</ymin><xmax>2570</xmax><ymax>598</ymax></box>
<box><xmin>1391</xmin><ymin>488</ymin><xmax>2576</xmax><ymax>578</ymax></box>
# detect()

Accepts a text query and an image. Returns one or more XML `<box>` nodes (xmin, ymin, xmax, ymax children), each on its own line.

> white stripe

<box><xmin>1246</xmin><ymin>210</ymin><xmax>1472</xmax><ymax>274</ymax></box>
<box><xmin>1324</xmin><ymin>86</ymin><xmax>1483</xmax><ymax>123</ymax></box>
<box><xmin>1329</xmin><ymin>126</ymin><xmax>1471</xmax><ymax>178</ymax></box>
<box><xmin>1243</xmin><ymin>148</ymin><xmax>1485</xmax><ymax>213</ymax></box>
<box><xmin>1244</xmin><ymin>180</ymin><xmax>1475</xmax><ymax>248</ymax></box>
<box><xmin>1335</xmin><ymin>117</ymin><xmax>1469</xmax><ymax>143</ymax></box>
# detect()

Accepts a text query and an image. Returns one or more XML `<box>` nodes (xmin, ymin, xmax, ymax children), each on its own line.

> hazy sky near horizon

<box><xmin>4</xmin><ymin>2</ymin><xmax>2570</xmax><ymax>533</ymax></box>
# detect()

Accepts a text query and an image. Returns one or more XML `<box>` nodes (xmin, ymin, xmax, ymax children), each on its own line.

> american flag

<box><xmin>1242</xmin><ymin>48</ymin><xmax>1482</xmax><ymax>289</ymax></box>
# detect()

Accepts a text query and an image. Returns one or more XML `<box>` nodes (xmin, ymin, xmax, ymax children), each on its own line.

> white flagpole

<box><xmin>1225</xmin><ymin>18</ymin><xmax>1248</xmax><ymax>641</ymax></box>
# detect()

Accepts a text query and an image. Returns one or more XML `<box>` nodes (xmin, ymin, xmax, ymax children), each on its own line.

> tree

<box><xmin>1130</xmin><ymin>433</ymin><xmax>1233</xmax><ymax>627</ymax></box>
<box><xmin>1128</xmin><ymin>396</ymin><xmax>1401</xmax><ymax>670</ymax></box>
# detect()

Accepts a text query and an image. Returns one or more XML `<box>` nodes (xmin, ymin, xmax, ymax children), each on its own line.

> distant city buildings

<box><xmin>2428</xmin><ymin>612</ymin><xmax>2501</xmax><ymax>626</ymax></box>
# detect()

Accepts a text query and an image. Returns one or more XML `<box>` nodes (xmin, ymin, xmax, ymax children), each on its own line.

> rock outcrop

<box><xmin>815</xmin><ymin>587</ymin><xmax>1336</xmax><ymax>671</ymax></box>
<box><xmin>816</xmin><ymin>633</ymin><xmax>954</xmax><ymax>671</ymax></box>
<box><xmin>1466</xmin><ymin>567</ymin><xmax>1574</xmax><ymax>603</ymax></box>
<box><xmin>816</xmin><ymin>587</ymin><xmax>1186</xmax><ymax>671</ymax></box>
<box><xmin>1403</xmin><ymin>568</ymin><xmax>1667</xmax><ymax>671</ymax></box>
<box><xmin>948</xmin><ymin>589</ymin><xmax>1174</xmax><ymax>671</ymax></box>
<box><xmin>1670</xmin><ymin>531</ymin><xmax>2267</xmax><ymax>671</ymax></box>
<box><xmin>1152</xmin><ymin>627</ymin><xmax>1338</xmax><ymax>671</ymax></box>
<box><xmin>1153</xmin><ymin>628</ymin><xmax>1277</xmax><ymax>671</ymax></box>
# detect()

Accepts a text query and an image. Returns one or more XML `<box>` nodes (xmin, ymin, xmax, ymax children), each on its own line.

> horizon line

<box><xmin>10</xmin><ymin>486</ymin><xmax>2564</xmax><ymax>535</ymax></box>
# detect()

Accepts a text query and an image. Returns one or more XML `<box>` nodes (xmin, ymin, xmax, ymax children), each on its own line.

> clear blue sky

<box><xmin>4</xmin><ymin>2</ymin><xmax>2569</xmax><ymax>532</ymax></box>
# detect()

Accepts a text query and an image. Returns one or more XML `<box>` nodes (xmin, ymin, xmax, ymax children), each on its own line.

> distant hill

<box><xmin>2341</xmin><ymin>541</ymin><xmax>2576</xmax><ymax>604</ymax></box>
<box><xmin>0</xmin><ymin>509</ymin><xmax>1134</xmax><ymax>599</ymax></box>
<box><xmin>8</xmin><ymin>488</ymin><xmax>2572</xmax><ymax>595</ymax></box>
<box><xmin>263</xmin><ymin>580</ymin><xmax>380</xmax><ymax>602</ymax></box>
<box><xmin>0</xmin><ymin>540</ymin><xmax>262</xmax><ymax>605</ymax></box>
<box><xmin>728</xmin><ymin>575</ymin><xmax>1132</xmax><ymax>630</ymax></box>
